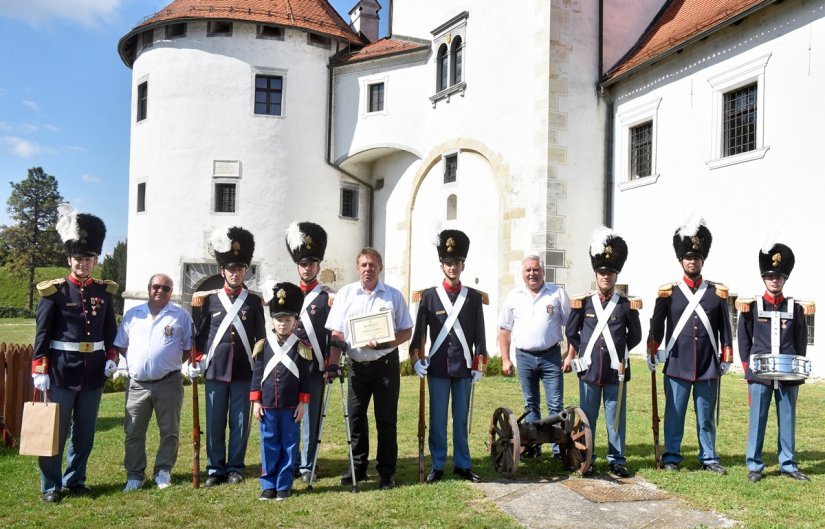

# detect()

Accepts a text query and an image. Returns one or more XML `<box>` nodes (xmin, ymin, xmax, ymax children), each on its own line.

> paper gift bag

<box><xmin>19</xmin><ymin>401</ymin><xmax>60</xmax><ymax>457</ymax></box>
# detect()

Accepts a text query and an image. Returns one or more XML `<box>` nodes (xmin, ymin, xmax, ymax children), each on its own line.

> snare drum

<box><xmin>750</xmin><ymin>353</ymin><xmax>811</xmax><ymax>381</ymax></box>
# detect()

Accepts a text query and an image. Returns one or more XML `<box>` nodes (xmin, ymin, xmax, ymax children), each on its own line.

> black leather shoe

<box><xmin>747</xmin><ymin>471</ymin><xmax>763</xmax><ymax>482</ymax></box>
<box><xmin>781</xmin><ymin>470</ymin><xmax>810</xmax><ymax>481</ymax></box>
<box><xmin>662</xmin><ymin>463</ymin><xmax>679</xmax><ymax>471</ymax></box>
<box><xmin>63</xmin><ymin>484</ymin><xmax>92</xmax><ymax>496</ymax></box>
<box><xmin>426</xmin><ymin>469</ymin><xmax>444</xmax><ymax>484</ymax></box>
<box><xmin>227</xmin><ymin>472</ymin><xmax>244</xmax><ymax>485</ymax></box>
<box><xmin>42</xmin><ymin>491</ymin><xmax>61</xmax><ymax>504</ymax></box>
<box><xmin>608</xmin><ymin>464</ymin><xmax>630</xmax><ymax>478</ymax></box>
<box><xmin>379</xmin><ymin>475</ymin><xmax>396</xmax><ymax>490</ymax></box>
<box><xmin>453</xmin><ymin>468</ymin><xmax>482</xmax><ymax>483</ymax></box>
<box><xmin>204</xmin><ymin>475</ymin><xmax>226</xmax><ymax>487</ymax></box>
<box><xmin>259</xmin><ymin>489</ymin><xmax>277</xmax><ymax>501</ymax></box>
<box><xmin>300</xmin><ymin>472</ymin><xmax>312</xmax><ymax>484</ymax></box>
<box><xmin>702</xmin><ymin>463</ymin><xmax>727</xmax><ymax>475</ymax></box>
<box><xmin>340</xmin><ymin>470</ymin><xmax>367</xmax><ymax>486</ymax></box>
<box><xmin>582</xmin><ymin>465</ymin><xmax>595</xmax><ymax>477</ymax></box>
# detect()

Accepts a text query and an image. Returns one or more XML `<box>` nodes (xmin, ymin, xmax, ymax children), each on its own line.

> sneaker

<box><xmin>276</xmin><ymin>489</ymin><xmax>291</xmax><ymax>501</ymax></box>
<box><xmin>259</xmin><ymin>489</ymin><xmax>277</xmax><ymax>501</ymax></box>
<box><xmin>155</xmin><ymin>470</ymin><xmax>171</xmax><ymax>490</ymax></box>
<box><xmin>123</xmin><ymin>480</ymin><xmax>143</xmax><ymax>492</ymax></box>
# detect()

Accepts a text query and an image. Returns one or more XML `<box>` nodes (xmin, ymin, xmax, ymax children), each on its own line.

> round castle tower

<box><xmin>117</xmin><ymin>0</ymin><xmax>367</xmax><ymax>308</ymax></box>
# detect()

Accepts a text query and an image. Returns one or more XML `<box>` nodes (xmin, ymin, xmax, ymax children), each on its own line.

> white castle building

<box><xmin>118</xmin><ymin>0</ymin><xmax>822</xmax><ymax>373</ymax></box>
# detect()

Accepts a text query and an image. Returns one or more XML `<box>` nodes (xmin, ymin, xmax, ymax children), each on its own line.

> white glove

<box><xmin>413</xmin><ymin>359</ymin><xmax>428</xmax><ymax>379</ymax></box>
<box><xmin>646</xmin><ymin>354</ymin><xmax>657</xmax><ymax>373</ymax></box>
<box><xmin>471</xmin><ymin>370</ymin><xmax>483</xmax><ymax>384</ymax></box>
<box><xmin>104</xmin><ymin>360</ymin><xmax>118</xmax><ymax>378</ymax></box>
<box><xmin>32</xmin><ymin>373</ymin><xmax>50</xmax><ymax>392</ymax></box>
<box><xmin>720</xmin><ymin>362</ymin><xmax>731</xmax><ymax>376</ymax></box>
<box><xmin>185</xmin><ymin>360</ymin><xmax>205</xmax><ymax>380</ymax></box>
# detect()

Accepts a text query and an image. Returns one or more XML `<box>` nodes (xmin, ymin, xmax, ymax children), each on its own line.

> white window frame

<box><xmin>617</xmin><ymin>98</ymin><xmax>661</xmax><ymax>191</ymax></box>
<box><xmin>430</xmin><ymin>12</ymin><xmax>468</xmax><ymax>106</ymax></box>
<box><xmin>361</xmin><ymin>76</ymin><xmax>388</xmax><ymax>117</ymax></box>
<box><xmin>339</xmin><ymin>184</ymin><xmax>359</xmax><ymax>220</ymax></box>
<box><xmin>706</xmin><ymin>53</ymin><xmax>771</xmax><ymax>169</ymax></box>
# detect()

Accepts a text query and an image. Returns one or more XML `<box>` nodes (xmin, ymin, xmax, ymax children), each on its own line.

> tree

<box><xmin>0</xmin><ymin>167</ymin><xmax>65</xmax><ymax>310</ymax></box>
<box><xmin>101</xmin><ymin>240</ymin><xmax>127</xmax><ymax>315</ymax></box>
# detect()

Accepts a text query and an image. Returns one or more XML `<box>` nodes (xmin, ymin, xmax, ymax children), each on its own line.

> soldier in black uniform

<box><xmin>564</xmin><ymin>228</ymin><xmax>641</xmax><ymax>478</ymax></box>
<box><xmin>189</xmin><ymin>226</ymin><xmax>266</xmax><ymax>487</ymax></box>
<box><xmin>647</xmin><ymin>217</ymin><xmax>733</xmax><ymax>473</ymax></box>
<box><xmin>410</xmin><ymin>229</ymin><xmax>487</xmax><ymax>484</ymax></box>
<box><xmin>284</xmin><ymin>221</ymin><xmax>334</xmax><ymax>482</ymax></box>
<box><xmin>32</xmin><ymin>206</ymin><xmax>118</xmax><ymax>503</ymax></box>
<box><xmin>737</xmin><ymin>242</ymin><xmax>813</xmax><ymax>482</ymax></box>
<box><xmin>251</xmin><ymin>282</ymin><xmax>312</xmax><ymax>500</ymax></box>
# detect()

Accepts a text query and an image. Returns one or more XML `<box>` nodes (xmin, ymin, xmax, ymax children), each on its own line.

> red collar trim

<box><xmin>763</xmin><ymin>292</ymin><xmax>785</xmax><ymax>306</ymax></box>
<box><xmin>300</xmin><ymin>280</ymin><xmax>318</xmax><ymax>294</ymax></box>
<box><xmin>442</xmin><ymin>280</ymin><xmax>462</xmax><ymax>295</ymax></box>
<box><xmin>224</xmin><ymin>285</ymin><xmax>242</xmax><ymax>297</ymax></box>
<box><xmin>683</xmin><ymin>275</ymin><xmax>702</xmax><ymax>289</ymax></box>
<box><xmin>598</xmin><ymin>289</ymin><xmax>614</xmax><ymax>302</ymax></box>
<box><xmin>68</xmin><ymin>274</ymin><xmax>94</xmax><ymax>287</ymax></box>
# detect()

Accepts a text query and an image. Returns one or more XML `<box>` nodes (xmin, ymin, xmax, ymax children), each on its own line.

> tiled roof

<box><xmin>129</xmin><ymin>0</ymin><xmax>363</xmax><ymax>46</ymax></box>
<box><xmin>333</xmin><ymin>37</ymin><xmax>429</xmax><ymax>65</ymax></box>
<box><xmin>604</xmin><ymin>0</ymin><xmax>773</xmax><ymax>83</ymax></box>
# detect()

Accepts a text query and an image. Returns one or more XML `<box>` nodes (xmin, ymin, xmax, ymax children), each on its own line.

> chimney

<box><xmin>349</xmin><ymin>0</ymin><xmax>381</xmax><ymax>43</ymax></box>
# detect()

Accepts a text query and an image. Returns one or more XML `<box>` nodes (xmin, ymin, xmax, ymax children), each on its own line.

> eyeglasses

<box><xmin>151</xmin><ymin>284</ymin><xmax>172</xmax><ymax>293</ymax></box>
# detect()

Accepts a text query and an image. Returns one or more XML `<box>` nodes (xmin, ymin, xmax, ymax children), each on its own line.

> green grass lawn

<box><xmin>0</xmin><ymin>266</ymin><xmax>70</xmax><ymax>308</ymax></box>
<box><xmin>0</xmin><ymin>318</ymin><xmax>35</xmax><ymax>346</ymax></box>
<box><xmin>2</xmin><ymin>361</ymin><xmax>824</xmax><ymax>528</ymax></box>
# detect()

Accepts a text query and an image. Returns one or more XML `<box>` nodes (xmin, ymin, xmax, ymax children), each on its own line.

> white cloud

<box><xmin>0</xmin><ymin>0</ymin><xmax>124</xmax><ymax>27</ymax></box>
<box><xmin>81</xmin><ymin>173</ymin><xmax>100</xmax><ymax>183</ymax></box>
<box><xmin>22</xmin><ymin>100</ymin><xmax>40</xmax><ymax>112</ymax></box>
<box><xmin>1</xmin><ymin>136</ymin><xmax>55</xmax><ymax>158</ymax></box>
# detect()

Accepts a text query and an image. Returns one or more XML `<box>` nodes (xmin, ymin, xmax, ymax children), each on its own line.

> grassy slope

<box><xmin>1</xmin><ymin>361</ymin><xmax>824</xmax><ymax>528</ymax></box>
<box><xmin>0</xmin><ymin>267</ymin><xmax>70</xmax><ymax>308</ymax></box>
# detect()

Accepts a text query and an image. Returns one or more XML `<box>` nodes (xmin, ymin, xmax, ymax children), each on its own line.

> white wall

<box><xmin>610</xmin><ymin>0</ymin><xmax>825</xmax><ymax>370</ymax></box>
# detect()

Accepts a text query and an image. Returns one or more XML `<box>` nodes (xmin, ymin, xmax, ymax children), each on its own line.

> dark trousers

<box><xmin>347</xmin><ymin>352</ymin><xmax>400</xmax><ymax>478</ymax></box>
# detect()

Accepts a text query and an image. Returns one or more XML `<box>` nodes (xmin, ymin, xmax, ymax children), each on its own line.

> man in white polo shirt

<box><xmin>115</xmin><ymin>273</ymin><xmax>193</xmax><ymax>491</ymax></box>
<box><xmin>499</xmin><ymin>255</ymin><xmax>569</xmax><ymax>458</ymax></box>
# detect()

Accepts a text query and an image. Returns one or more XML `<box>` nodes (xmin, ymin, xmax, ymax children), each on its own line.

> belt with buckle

<box><xmin>50</xmin><ymin>340</ymin><xmax>105</xmax><ymax>353</ymax></box>
<box><xmin>520</xmin><ymin>344</ymin><xmax>561</xmax><ymax>356</ymax></box>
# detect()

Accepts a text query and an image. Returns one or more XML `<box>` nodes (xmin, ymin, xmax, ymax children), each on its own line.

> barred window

<box><xmin>629</xmin><ymin>121</ymin><xmax>652</xmax><ymax>179</ymax></box>
<box><xmin>444</xmin><ymin>153</ymin><xmax>457</xmax><ymax>183</ymax></box>
<box><xmin>255</xmin><ymin>75</ymin><xmax>282</xmax><ymax>116</ymax></box>
<box><xmin>368</xmin><ymin>83</ymin><xmax>384</xmax><ymax>113</ymax></box>
<box><xmin>806</xmin><ymin>313</ymin><xmax>815</xmax><ymax>346</ymax></box>
<box><xmin>341</xmin><ymin>187</ymin><xmax>358</xmax><ymax>219</ymax></box>
<box><xmin>214</xmin><ymin>183</ymin><xmax>236</xmax><ymax>213</ymax></box>
<box><xmin>722</xmin><ymin>83</ymin><xmax>757</xmax><ymax>157</ymax></box>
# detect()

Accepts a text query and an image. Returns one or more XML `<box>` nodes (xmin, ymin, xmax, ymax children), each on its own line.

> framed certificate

<box><xmin>348</xmin><ymin>311</ymin><xmax>396</xmax><ymax>348</ymax></box>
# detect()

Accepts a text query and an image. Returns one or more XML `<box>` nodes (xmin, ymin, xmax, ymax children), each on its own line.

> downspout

<box><xmin>598</xmin><ymin>0</ymin><xmax>613</xmax><ymax>227</ymax></box>
<box><xmin>388</xmin><ymin>0</ymin><xmax>394</xmax><ymax>37</ymax></box>
<box><xmin>326</xmin><ymin>62</ymin><xmax>374</xmax><ymax>246</ymax></box>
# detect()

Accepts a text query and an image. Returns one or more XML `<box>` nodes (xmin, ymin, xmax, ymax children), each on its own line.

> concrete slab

<box><xmin>476</xmin><ymin>476</ymin><xmax>739</xmax><ymax>529</ymax></box>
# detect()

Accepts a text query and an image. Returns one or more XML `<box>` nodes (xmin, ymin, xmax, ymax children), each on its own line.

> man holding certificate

<box><xmin>410</xmin><ymin>229</ymin><xmax>487</xmax><ymax>484</ymax></box>
<box><xmin>326</xmin><ymin>248</ymin><xmax>413</xmax><ymax>490</ymax></box>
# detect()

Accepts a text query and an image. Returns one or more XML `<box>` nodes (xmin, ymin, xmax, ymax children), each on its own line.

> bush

<box><xmin>0</xmin><ymin>306</ymin><xmax>35</xmax><ymax>318</ymax></box>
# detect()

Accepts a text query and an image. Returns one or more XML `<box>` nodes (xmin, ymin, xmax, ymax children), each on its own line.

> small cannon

<box><xmin>488</xmin><ymin>406</ymin><xmax>593</xmax><ymax>477</ymax></box>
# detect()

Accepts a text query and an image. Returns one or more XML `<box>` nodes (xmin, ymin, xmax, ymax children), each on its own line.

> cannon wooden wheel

<box><xmin>561</xmin><ymin>406</ymin><xmax>593</xmax><ymax>476</ymax></box>
<box><xmin>489</xmin><ymin>407</ymin><xmax>520</xmax><ymax>477</ymax></box>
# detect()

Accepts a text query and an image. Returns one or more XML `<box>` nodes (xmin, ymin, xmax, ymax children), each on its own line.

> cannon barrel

<box><xmin>529</xmin><ymin>409</ymin><xmax>569</xmax><ymax>428</ymax></box>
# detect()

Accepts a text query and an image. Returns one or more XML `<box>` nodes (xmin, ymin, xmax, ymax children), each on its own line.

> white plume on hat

<box><xmin>590</xmin><ymin>226</ymin><xmax>618</xmax><ymax>256</ymax></box>
<box><xmin>286</xmin><ymin>221</ymin><xmax>304</xmax><ymax>252</ymax></box>
<box><xmin>761</xmin><ymin>232</ymin><xmax>780</xmax><ymax>254</ymax></box>
<box><xmin>676</xmin><ymin>214</ymin><xmax>705</xmax><ymax>238</ymax></box>
<box><xmin>429</xmin><ymin>217</ymin><xmax>445</xmax><ymax>246</ymax></box>
<box><xmin>55</xmin><ymin>203</ymin><xmax>79</xmax><ymax>243</ymax></box>
<box><xmin>260</xmin><ymin>277</ymin><xmax>277</xmax><ymax>304</ymax></box>
<box><xmin>208</xmin><ymin>226</ymin><xmax>232</xmax><ymax>253</ymax></box>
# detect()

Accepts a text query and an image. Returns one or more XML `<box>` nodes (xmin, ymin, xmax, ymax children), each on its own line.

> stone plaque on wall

<box><xmin>213</xmin><ymin>160</ymin><xmax>240</xmax><ymax>178</ymax></box>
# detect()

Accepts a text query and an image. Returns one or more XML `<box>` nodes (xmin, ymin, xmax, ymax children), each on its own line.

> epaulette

<box><xmin>627</xmin><ymin>296</ymin><xmax>643</xmax><ymax>311</ymax></box>
<box><xmin>735</xmin><ymin>298</ymin><xmax>754</xmax><ymax>313</ymax></box>
<box><xmin>327</xmin><ymin>294</ymin><xmax>335</xmax><ymax>308</ymax></box>
<box><xmin>477</xmin><ymin>290</ymin><xmax>489</xmax><ymax>305</ymax></box>
<box><xmin>94</xmin><ymin>279</ymin><xmax>119</xmax><ymax>295</ymax></box>
<box><xmin>658</xmin><ymin>283</ymin><xmax>676</xmax><ymax>298</ymax></box>
<box><xmin>36</xmin><ymin>278</ymin><xmax>65</xmax><ymax>297</ymax></box>
<box><xmin>411</xmin><ymin>289</ymin><xmax>428</xmax><ymax>303</ymax></box>
<box><xmin>569</xmin><ymin>294</ymin><xmax>588</xmax><ymax>310</ymax></box>
<box><xmin>298</xmin><ymin>341</ymin><xmax>313</xmax><ymax>361</ymax></box>
<box><xmin>711</xmin><ymin>282</ymin><xmax>728</xmax><ymax>299</ymax></box>
<box><xmin>252</xmin><ymin>339</ymin><xmax>266</xmax><ymax>358</ymax></box>
<box><xmin>799</xmin><ymin>301</ymin><xmax>816</xmax><ymax>316</ymax></box>
<box><xmin>191</xmin><ymin>289</ymin><xmax>219</xmax><ymax>308</ymax></box>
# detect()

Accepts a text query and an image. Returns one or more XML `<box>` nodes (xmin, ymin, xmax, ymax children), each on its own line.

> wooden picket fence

<box><xmin>0</xmin><ymin>343</ymin><xmax>33</xmax><ymax>447</ymax></box>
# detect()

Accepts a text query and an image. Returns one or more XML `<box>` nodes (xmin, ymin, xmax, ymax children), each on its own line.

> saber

<box><xmin>190</xmin><ymin>341</ymin><xmax>201</xmax><ymax>488</ymax></box>
<box><xmin>307</xmin><ymin>378</ymin><xmax>332</xmax><ymax>491</ymax></box>
<box><xmin>612</xmin><ymin>359</ymin><xmax>626</xmax><ymax>433</ymax></box>
<box><xmin>651</xmin><ymin>368</ymin><xmax>662</xmax><ymax>470</ymax></box>
<box><xmin>417</xmin><ymin>334</ymin><xmax>427</xmax><ymax>483</ymax></box>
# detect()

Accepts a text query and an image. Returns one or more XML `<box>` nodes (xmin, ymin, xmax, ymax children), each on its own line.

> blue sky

<box><xmin>0</xmin><ymin>0</ymin><xmax>387</xmax><ymax>257</ymax></box>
